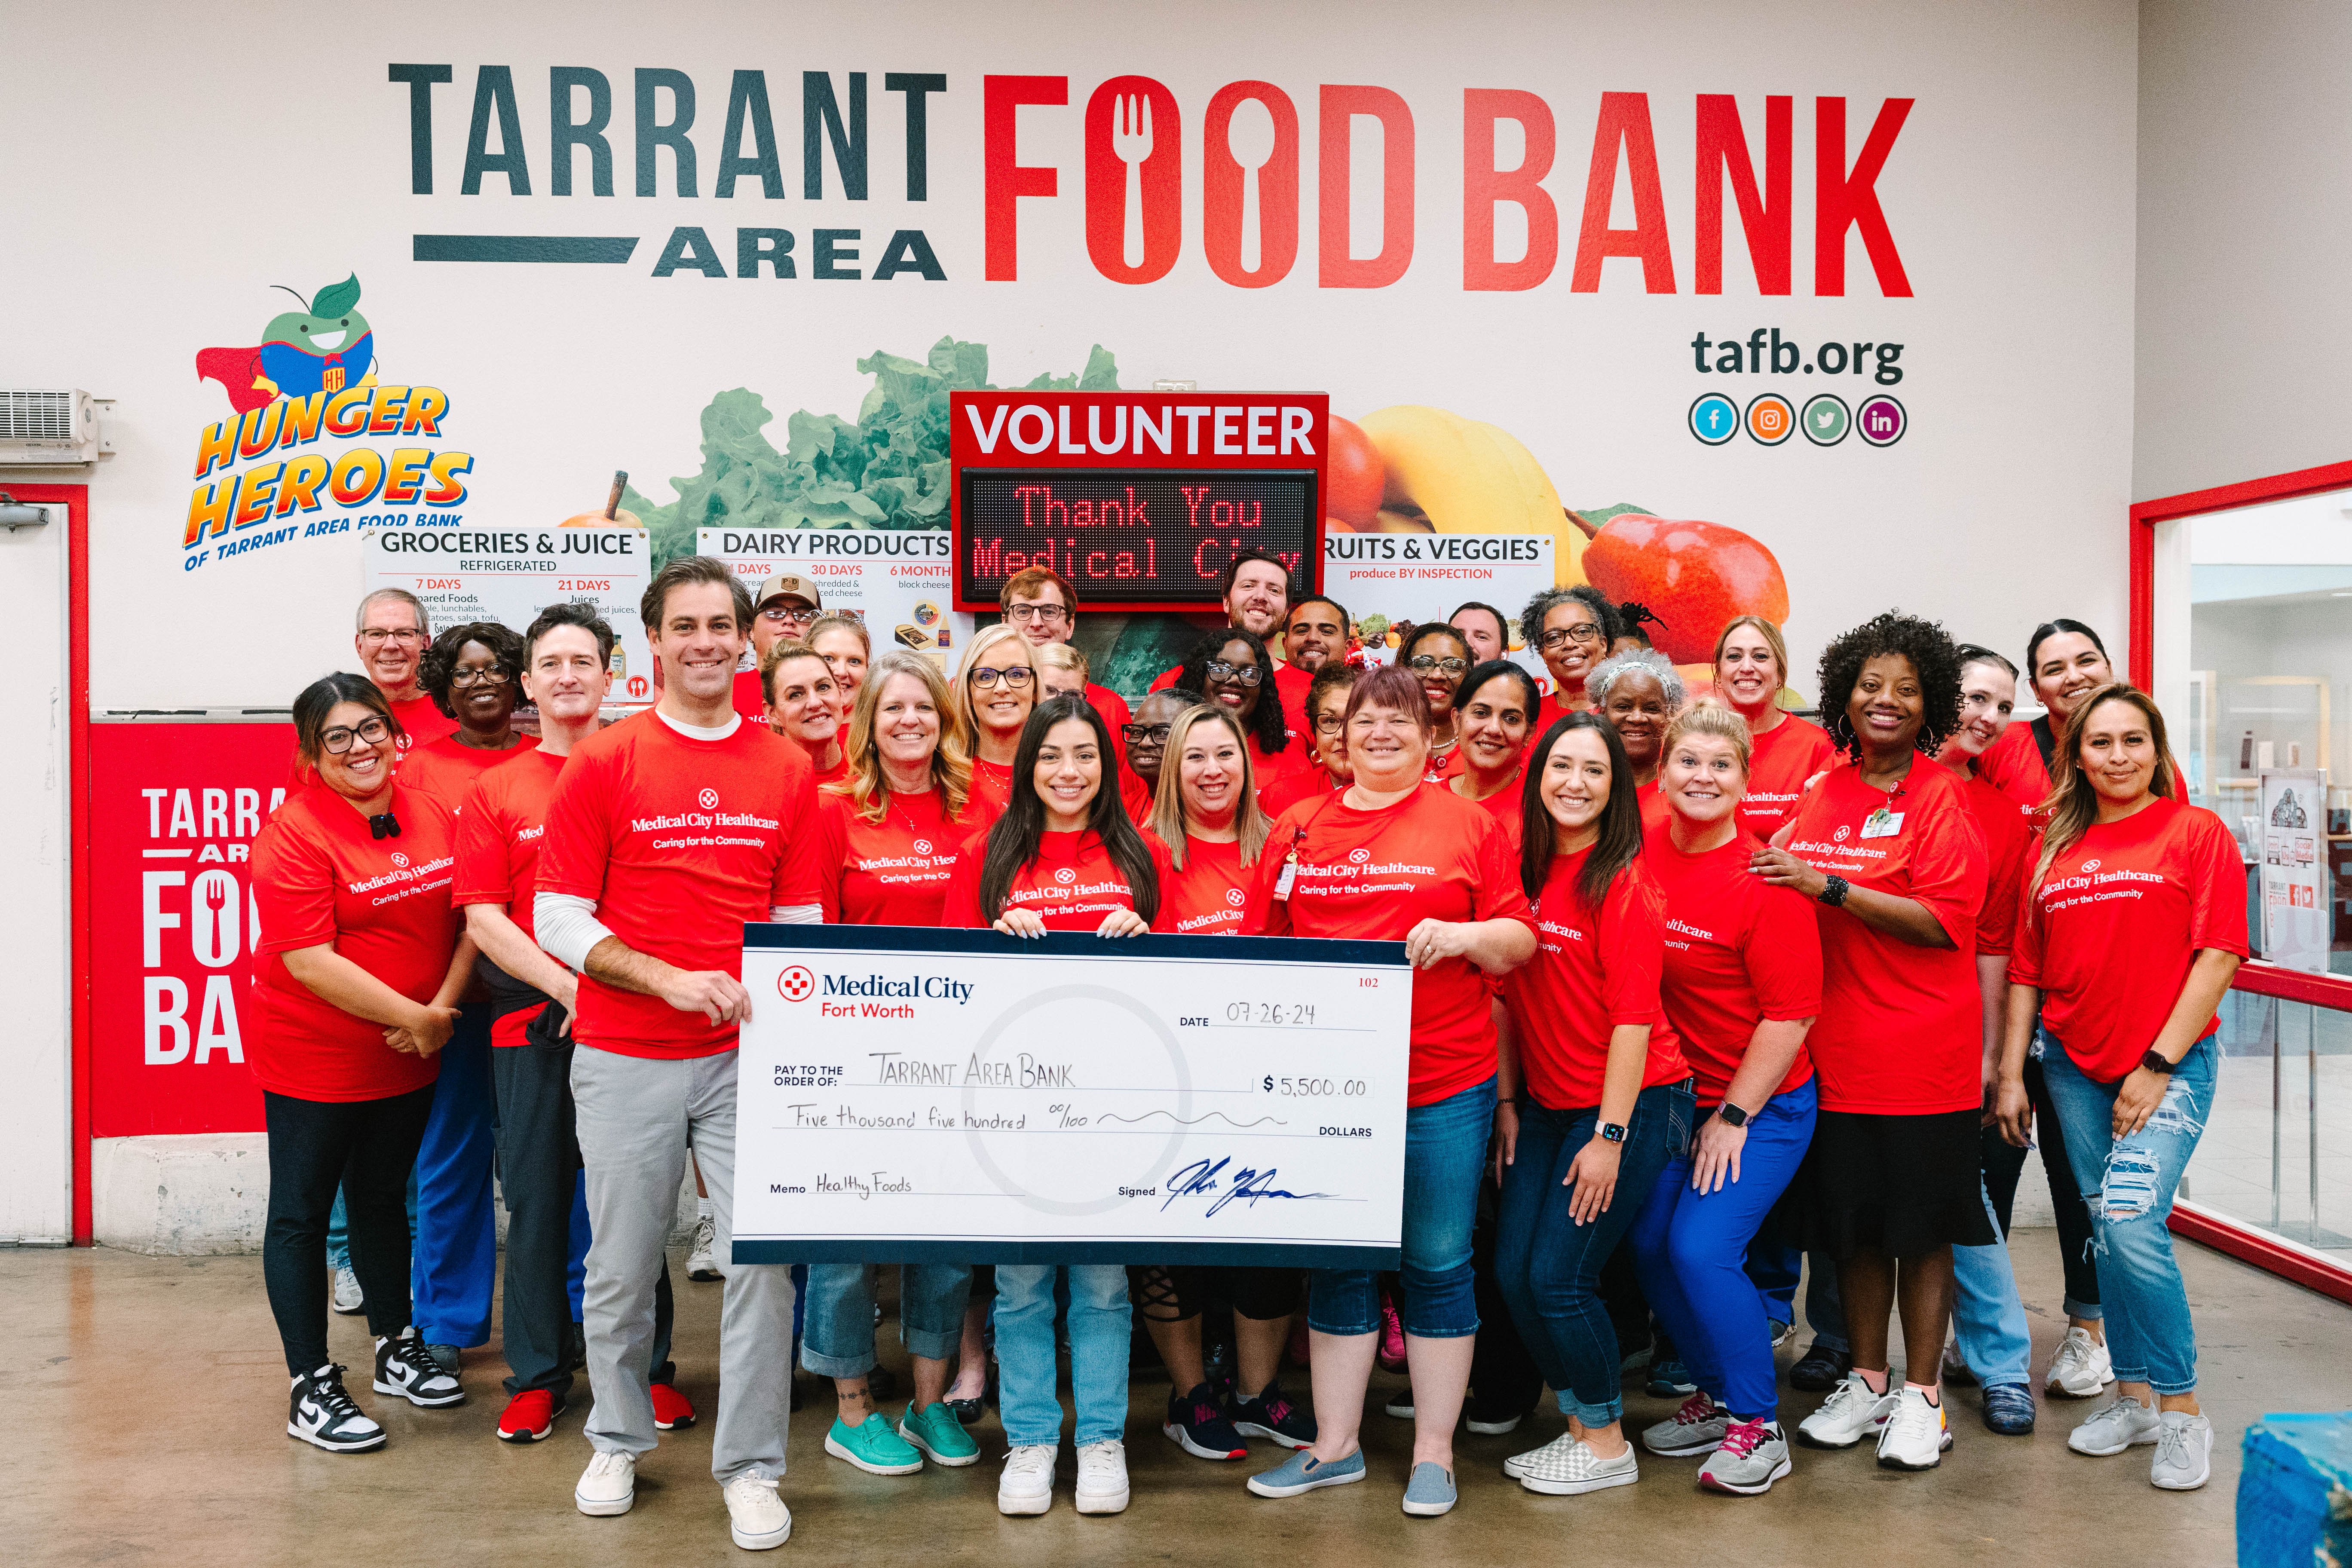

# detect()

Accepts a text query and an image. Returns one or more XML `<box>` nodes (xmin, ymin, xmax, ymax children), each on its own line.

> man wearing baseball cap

<box><xmin>731</xmin><ymin>575</ymin><xmax>821</xmax><ymax>723</ymax></box>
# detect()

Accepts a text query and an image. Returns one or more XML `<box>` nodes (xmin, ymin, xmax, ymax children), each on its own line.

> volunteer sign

<box><xmin>361</xmin><ymin>525</ymin><xmax>653</xmax><ymax>701</ymax></box>
<box><xmin>732</xmin><ymin>927</ymin><xmax>1409</xmax><ymax>1266</ymax></box>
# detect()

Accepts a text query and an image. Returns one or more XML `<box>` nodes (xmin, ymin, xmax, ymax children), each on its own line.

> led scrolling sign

<box><xmin>949</xmin><ymin>391</ymin><xmax>1329</xmax><ymax>612</ymax></box>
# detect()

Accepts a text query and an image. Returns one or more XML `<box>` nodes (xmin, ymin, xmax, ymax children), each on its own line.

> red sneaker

<box><xmin>652</xmin><ymin>1381</ymin><xmax>697</xmax><ymax>1431</ymax></box>
<box><xmin>496</xmin><ymin>1388</ymin><xmax>563</xmax><ymax>1443</ymax></box>
<box><xmin>1376</xmin><ymin>1292</ymin><xmax>1407</xmax><ymax>1374</ymax></box>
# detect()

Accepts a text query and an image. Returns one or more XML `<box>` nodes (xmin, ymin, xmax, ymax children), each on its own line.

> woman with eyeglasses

<box><xmin>1396</xmin><ymin>623</ymin><xmax>1475</xmax><ymax>779</ymax></box>
<box><xmin>761</xmin><ymin>640</ymin><xmax>850</xmax><ymax>787</ymax></box>
<box><xmin>1243</xmin><ymin>666</ymin><xmax>1537</xmax><ymax>1519</ymax></box>
<box><xmin>1260</xmin><ymin>664</ymin><xmax>1357</xmax><ymax>818</ymax></box>
<box><xmin>1587</xmin><ymin>651</ymin><xmax>1685</xmax><ymax>829</ymax></box>
<box><xmin>806</xmin><ymin>611</ymin><xmax>871</xmax><ymax>713</ymax></box>
<box><xmin>1998</xmin><ymin>686</ymin><xmax>2244</xmax><ymax>1492</ymax></box>
<box><xmin>1129</xmin><ymin>705</ymin><xmax>1320</xmax><ymax>1461</ymax></box>
<box><xmin>252</xmin><ymin>674</ymin><xmax>477</xmax><ymax>1452</ymax></box>
<box><xmin>1488</xmin><ymin>713</ymin><xmax>1692</xmax><ymax>1499</ymax></box>
<box><xmin>1448</xmin><ymin>662</ymin><xmax>1539</xmax><ymax>820</ymax></box>
<box><xmin>942</xmin><ymin>693</ymin><xmax>1173</xmax><ymax>1518</ymax></box>
<box><xmin>396</xmin><ymin>622</ymin><xmax>537</xmax><ymax>811</ymax></box>
<box><xmin>1712</xmin><ymin>616</ymin><xmax>1835</xmax><ymax>840</ymax></box>
<box><xmin>1521</xmin><ymin>587</ymin><xmax>1623</xmax><ymax>732</ymax></box>
<box><xmin>1755</xmin><ymin>612</ymin><xmax>1994</xmax><ymax>1474</ymax></box>
<box><xmin>952</xmin><ymin>624</ymin><xmax>1037</xmax><ymax>821</ymax></box>
<box><xmin>803</xmin><ymin>651</ymin><xmax>986</xmax><ymax>1477</ymax></box>
<box><xmin>1178</xmin><ymin>627</ymin><xmax>1305</xmax><ymax>787</ymax></box>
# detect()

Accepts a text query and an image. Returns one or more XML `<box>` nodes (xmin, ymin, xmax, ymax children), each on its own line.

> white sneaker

<box><xmin>1796</xmin><ymin>1373</ymin><xmax>1896</xmax><ymax>1449</ymax></box>
<box><xmin>1874</xmin><ymin>1387</ymin><xmax>1953</xmax><ymax>1470</ymax></box>
<box><xmin>1518</xmin><ymin>1437</ymin><xmax>1638</xmax><ymax>1496</ymax></box>
<box><xmin>575</xmin><ymin>1449</ymin><xmax>636</xmax><ymax>1516</ymax></box>
<box><xmin>2046</xmin><ymin>1325</ymin><xmax>2113</xmax><ymax>1397</ymax></box>
<box><xmin>1503</xmin><ymin>1430</ymin><xmax>1574</xmax><ymax>1480</ymax></box>
<box><xmin>330</xmin><ymin>1266</ymin><xmax>365</xmax><ymax>1314</ymax></box>
<box><xmin>723</xmin><ymin>1474</ymin><xmax>791</xmax><ymax>1550</ymax></box>
<box><xmin>1642</xmin><ymin>1391</ymin><xmax>1731</xmax><ymax>1456</ymax></box>
<box><xmin>2067</xmin><ymin>1393</ymin><xmax>2161</xmax><ymax>1456</ymax></box>
<box><xmin>2150</xmin><ymin>1411</ymin><xmax>2213</xmax><ymax>1490</ymax></box>
<box><xmin>1074</xmin><ymin>1439</ymin><xmax>1130</xmax><ymax>1515</ymax></box>
<box><xmin>998</xmin><ymin>1443</ymin><xmax>1057</xmax><ymax>1516</ymax></box>
<box><xmin>688</xmin><ymin>1215</ymin><xmax>720</xmax><ymax>1281</ymax></box>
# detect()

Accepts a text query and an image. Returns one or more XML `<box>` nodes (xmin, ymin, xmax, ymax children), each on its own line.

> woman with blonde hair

<box><xmin>802</xmin><ymin>650</ymin><xmax>986</xmax><ymax>1476</ymax></box>
<box><xmin>1997</xmin><ymin>685</ymin><xmax>2244</xmax><ymax>1491</ymax></box>
<box><xmin>1712</xmin><ymin>617</ymin><xmax>1834</xmax><ymax>839</ymax></box>
<box><xmin>805</xmin><ymin>611</ymin><xmax>872</xmax><ymax>710</ymax></box>
<box><xmin>952</xmin><ymin>623</ymin><xmax>1037</xmax><ymax>819</ymax></box>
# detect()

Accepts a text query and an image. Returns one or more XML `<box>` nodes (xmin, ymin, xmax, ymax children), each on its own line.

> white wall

<box><xmin>2136</xmin><ymin>0</ymin><xmax>2352</xmax><ymax>502</ymax></box>
<box><xmin>0</xmin><ymin>498</ymin><xmax>74</xmax><ymax>1242</ymax></box>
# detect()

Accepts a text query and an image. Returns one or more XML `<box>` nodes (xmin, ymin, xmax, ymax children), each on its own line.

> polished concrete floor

<box><xmin>7</xmin><ymin>1231</ymin><xmax>2347</xmax><ymax>1566</ymax></box>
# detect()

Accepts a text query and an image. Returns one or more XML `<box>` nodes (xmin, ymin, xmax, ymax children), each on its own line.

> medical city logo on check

<box><xmin>797</xmin><ymin>969</ymin><xmax>979</xmax><ymax>1020</ymax></box>
<box><xmin>779</xmin><ymin>966</ymin><xmax>816</xmax><ymax>1002</ymax></box>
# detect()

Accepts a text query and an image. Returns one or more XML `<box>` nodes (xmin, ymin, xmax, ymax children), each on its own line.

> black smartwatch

<box><xmin>2140</xmin><ymin>1050</ymin><xmax>2179</xmax><ymax>1075</ymax></box>
<box><xmin>1715</xmin><ymin>1102</ymin><xmax>1750</xmax><ymax>1129</ymax></box>
<box><xmin>1818</xmin><ymin>875</ymin><xmax>1851</xmax><ymax>908</ymax></box>
<box><xmin>1597</xmin><ymin>1122</ymin><xmax>1629</xmax><ymax>1144</ymax></box>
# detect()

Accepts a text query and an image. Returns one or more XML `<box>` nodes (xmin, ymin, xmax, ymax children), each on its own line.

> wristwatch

<box><xmin>1715</xmin><ymin>1102</ymin><xmax>1751</xmax><ymax>1129</ymax></box>
<box><xmin>2141</xmin><ymin>1050</ymin><xmax>2179</xmax><ymax>1075</ymax></box>
<box><xmin>1598</xmin><ymin>1122</ymin><xmax>1629</xmax><ymax>1144</ymax></box>
<box><xmin>1818</xmin><ymin>875</ymin><xmax>1851</xmax><ymax>908</ymax></box>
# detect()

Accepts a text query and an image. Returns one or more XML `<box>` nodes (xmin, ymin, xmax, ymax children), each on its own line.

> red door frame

<box><xmin>9</xmin><ymin>485</ymin><xmax>92</xmax><ymax>1243</ymax></box>
<box><xmin>2130</xmin><ymin>460</ymin><xmax>2352</xmax><ymax>1301</ymax></box>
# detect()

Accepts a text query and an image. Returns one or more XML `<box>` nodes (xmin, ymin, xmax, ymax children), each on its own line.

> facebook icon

<box><xmin>1688</xmin><ymin>393</ymin><xmax>1739</xmax><ymax>446</ymax></box>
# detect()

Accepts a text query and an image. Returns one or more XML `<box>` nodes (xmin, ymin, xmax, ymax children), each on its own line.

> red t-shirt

<box><xmin>1153</xmin><ymin>836</ymin><xmax>1252</xmax><ymax>937</ymax></box>
<box><xmin>1740</xmin><ymin>716</ymin><xmax>1836</xmax><ymax>838</ymax></box>
<box><xmin>1452</xmin><ymin>773</ymin><xmax>1523</xmax><ymax>826</ymax></box>
<box><xmin>802</xmin><ymin>748</ymin><xmax>851</xmax><ymax>790</ymax></box>
<box><xmin>535</xmin><ymin>714</ymin><xmax>822</xmax><ymax>1059</ymax></box>
<box><xmin>1084</xmin><ymin>681</ymin><xmax>1133</xmax><ymax>735</ymax></box>
<box><xmin>940</xmin><ymin>827</ymin><xmax>1175</xmax><ymax>931</ymax></box>
<box><xmin>1976</xmin><ymin>720</ymin><xmax>2054</xmax><ymax>814</ymax></box>
<box><xmin>1259</xmin><ymin>766</ymin><xmax>1341</xmax><ymax>820</ymax></box>
<box><xmin>1271</xmin><ymin>662</ymin><xmax>1314</xmax><ymax>736</ymax></box>
<box><xmin>2009</xmin><ymin>796</ymin><xmax>2249</xmax><ymax>1082</ymax></box>
<box><xmin>730</xmin><ymin>668</ymin><xmax>769</xmax><ymax>725</ymax></box>
<box><xmin>1246</xmin><ymin>784</ymin><xmax>1536</xmax><ymax>1106</ymax></box>
<box><xmin>1503</xmin><ymin>849</ymin><xmax>1688</xmax><ymax>1109</ymax></box>
<box><xmin>1532</xmin><ymin>692</ymin><xmax>1582</xmax><ymax>739</ymax></box>
<box><xmin>1959</xmin><ymin>771</ymin><xmax>2032</xmax><ymax>956</ymax></box>
<box><xmin>812</xmin><ymin>785</ymin><xmax>975</xmax><ymax>927</ymax></box>
<box><xmin>968</xmin><ymin>758</ymin><xmax>1016</xmax><ymax>822</ymax></box>
<box><xmin>397</xmin><ymin>733</ymin><xmax>539</xmax><ymax>813</ymax></box>
<box><xmin>1780</xmin><ymin>761</ymin><xmax>1987</xmax><ymax>1115</ymax></box>
<box><xmin>1248</xmin><ymin>730</ymin><xmax>1311</xmax><ymax>786</ymax></box>
<box><xmin>452</xmin><ymin>748</ymin><xmax>567</xmax><ymax>940</ymax></box>
<box><xmin>1644</xmin><ymin>822</ymin><xmax>1820</xmax><ymax>1102</ymax></box>
<box><xmin>1637</xmin><ymin>779</ymin><xmax>1670</xmax><ymax>833</ymax></box>
<box><xmin>249</xmin><ymin>784</ymin><xmax>459</xmax><ymax>1102</ymax></box>
<box><xmin>1426</xmin><ymin>743</ymin><xmax>1464</xmax><ymax>783</ymax></box>
<box><xmin>1120</xmin><ymin>766</ymin><xmax>1155</xmax><ymax>823</ymax></box>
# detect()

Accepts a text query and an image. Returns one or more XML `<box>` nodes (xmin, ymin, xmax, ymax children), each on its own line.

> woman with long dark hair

<box><xmin>1487</xmin><ymin>713</ymin><xmax>1692</xmax><ymax>1498</ymax></box>
<box><xmin>1753</xmin><ymin>612</ymin><xmax>1993</xmax><ymax>1473</ymax></box>
<box><xmin>1178</xmin><ymin>626</ymin><xmax>1302</xmax><ymax>784</ymax></box>
<box><xmin>251</xmin><ymin>674</ymin><xmax>475</xmax><ymax>1451</ymax></box>
<box><xmin>941</xmin><ymin>693</ymin><xmax>1171</xmax><ymax>1519</ymax></box>
<box><xmin>1977</xmin><ymin>618</ymin><xmax>2115</xmax><ymax>812</ymax></box>
<box><xmin>1243</xmin><ymin>667</ymin><xmax>1536</xmax><ymax>1518</ymax></box>
<box><xmin>1448</xmin><ymin>662</ymin><xmax>1539</xmax><ymax>819</ymax></box>
<box><xmin>1999</xmin><ymin>686</ymin><xmax>2245</xmax><ymax>1491</ymax></box>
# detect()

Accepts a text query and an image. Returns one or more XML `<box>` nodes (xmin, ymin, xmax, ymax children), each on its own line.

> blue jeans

<box><xmin>1496</xmin><ymin>1080</ymin><xmax>1692</xmax><ymax>1426</ymax></box>
<box><xmin>802</xmin><ymin>1263</ymin><xmax>975</xmax><ymax>1378</ymax></box>
<box><xmin>1310</xmin><ymin>1077</ymin><xmax>1495</xmax><ymax>1338</ymax></box>
<box><xmin>411</xmin><ymin>1010</ymin><xmax>498</xmax><ymax>1346</ymax></box>
<box><xmin>1951</xmin><ymin>1176</ymin><xmax>2031</xmax><ymax>1386</ymax></box>
<box><xmin>995</xmin><ymin>1264</ymin><xmax>1131</xmax><ymax>1448</ymax></box>
<box><xmin>1631</xmin><ymin>1079</ymin><xmax>1813</xmax><ymax>1421</ymax></box>
<box><xmin>2040</xmin><ymin>1033</ymin><xmax>2214</xmax><ymax>1395</ymax></box>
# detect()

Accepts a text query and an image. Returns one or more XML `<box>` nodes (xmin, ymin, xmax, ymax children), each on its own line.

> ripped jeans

<box><xmin>2038</xmin><ymin>1033</ymin><xmax>2215</xmax><ymax>1395</ymax></box>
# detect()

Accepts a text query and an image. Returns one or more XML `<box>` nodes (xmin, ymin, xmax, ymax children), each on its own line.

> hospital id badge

<box><xmin>1273</xmin><ymin>854</ymin><xmax>1298</xmax><ymax>901</ymax></box>
<box><xmin>1861</xmin><ymin>808</ymin><xmax>1904</xmax><ymax>839</ymax></box>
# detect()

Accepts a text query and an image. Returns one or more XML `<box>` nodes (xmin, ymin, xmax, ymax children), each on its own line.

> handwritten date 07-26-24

<box><xmin>1227</xmin><ymin>1002</ymin><xmax>1315</xmax><ymax>1026</ymax></box>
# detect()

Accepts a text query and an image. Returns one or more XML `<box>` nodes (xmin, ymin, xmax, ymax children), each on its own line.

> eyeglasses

<box><xmin>1312</xmin><ymin>712</ymin><xmax>1347</xmax><ymax>735</ymax></box>
<box><xmin>1406</xmin><ymin>655</ymin><xmax>1469</xmax><ymax>676</ymax></box>
<box><xmin>1538</xmin><ymin>624</ymin><xmax>1603</xmax><ymax>651</ymax></box>
<box><xmin>760</xmin><ymin>604</ymin><xmax>815</xmax><ymax>625</ymax></box>
<box><xmin>449</xmin><ymin>667</ymin><xmax>514</xmax><ymax>689</ymax></box>
<box><xmin>358</xmin><ymin>628</ymin><xmax>424</xmax><ymax>646</ymax></box>
<box><xmin>1204</xmin><ymin>661</ymin><xmax>1263</xmax><ymax>686</ymax></box>
<box><xmin>319</xmin><ymin>717</ymin><xmax>393</xmax><ymax>753</ymax></box>
<box><xmin>1122</xmin><ymin>723</ymin><xmax>1174</xmax><ymax>745</ymax></box>
<box><xmin>1004</xmin><ymin>603</ymin><xmax>1071</xmax><ymax>625</ymax></box>
<box><xmin>969</xmin><ymin>666</ymin><xmax>1033</xmax><ymax>689</ymax></box>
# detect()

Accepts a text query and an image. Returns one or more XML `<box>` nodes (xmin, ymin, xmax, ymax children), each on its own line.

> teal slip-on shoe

<box><xmin>899</xmin><ymin>1401</ymin><xmax>980</xmax><ymax>1466</ymax></box>
<box><xmin>824</xmin><ymin>1412</ymin><xmax>925</xmax><ymax>1475</ymax></box>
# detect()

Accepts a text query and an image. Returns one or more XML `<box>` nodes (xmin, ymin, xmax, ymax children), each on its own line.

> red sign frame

<box><xmin>948</xmin><ymin>390</ymin><xmax>1328</xmax><ymax>612</ymax></box>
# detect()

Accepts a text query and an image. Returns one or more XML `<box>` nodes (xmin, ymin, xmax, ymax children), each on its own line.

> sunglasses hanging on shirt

<box><xmin>369</xmin><ymin>812</ymin><xmax>403</xmax><ymax>841</ymax></box>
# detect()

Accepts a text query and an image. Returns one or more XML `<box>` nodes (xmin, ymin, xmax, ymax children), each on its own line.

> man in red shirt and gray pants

<box><xmin>533</xmin><ymin>556</ymin><xmax>822</xmax><ymax>1551</ymax></box>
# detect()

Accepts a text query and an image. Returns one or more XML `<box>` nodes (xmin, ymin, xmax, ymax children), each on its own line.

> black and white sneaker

<box><xmin>288</xmin><ymin>1363</ymin><xmax>386</xmax><ymax>1453</ymax></box>
<box><xmin>374</xmin><ymin>1327</ymin><xmax>466</xmax><ymax>1407</ymax></box>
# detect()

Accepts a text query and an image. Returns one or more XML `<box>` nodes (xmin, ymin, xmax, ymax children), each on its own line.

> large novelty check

<box><xmin>732</xmin><ymin>927</ymin><xmax>1412</xmax><ymax>1267</ymax></box>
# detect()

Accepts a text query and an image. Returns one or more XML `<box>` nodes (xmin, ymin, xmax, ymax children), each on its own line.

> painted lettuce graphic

<box><xmin>628</xmin><ymin>335</ymin><xmax>1119</xmax><ymax>567</ymax></box>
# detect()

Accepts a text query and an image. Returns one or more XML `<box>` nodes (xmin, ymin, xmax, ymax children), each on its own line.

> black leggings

<box><xmin>263</xmin><ymin>1086</ymin><xmax>435</xmax><ymax>1375</ymax></box>
<box><xmin>1980</xmin><ymin>1051</ymin><xmax>2101</xmax><ymax>1312</ymax></box>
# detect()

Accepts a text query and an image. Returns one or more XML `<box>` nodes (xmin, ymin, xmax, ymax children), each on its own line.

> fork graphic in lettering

<box><xmin>1111</xmin><ymin>93</ymin><xmax>1153</xmax><ymax>270</ymax></box>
